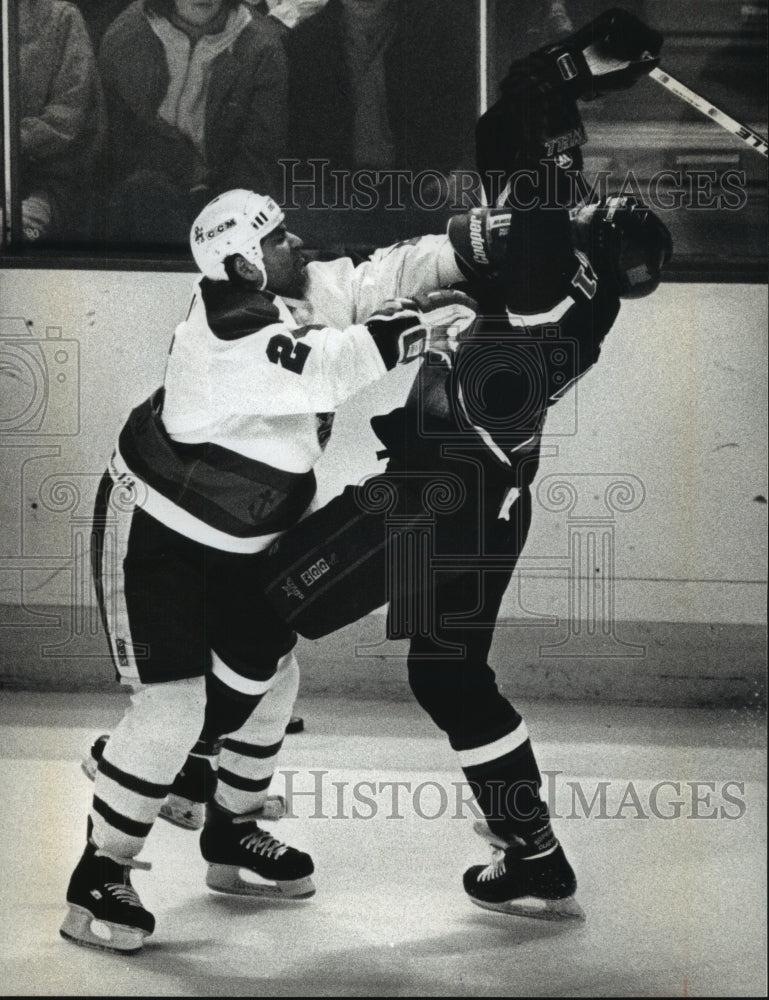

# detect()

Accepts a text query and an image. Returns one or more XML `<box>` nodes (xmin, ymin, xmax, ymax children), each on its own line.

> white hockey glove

<box><xmin>366</xmin><ymin>290</ymin><xmax>478</xmax><ymax>368</ymax></box>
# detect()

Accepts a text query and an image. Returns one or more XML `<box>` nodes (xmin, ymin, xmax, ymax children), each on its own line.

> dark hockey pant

<box><xmin>262</xmin><ymin>451</ymin><xmax>552</xmax><ymax>842</ymax></box>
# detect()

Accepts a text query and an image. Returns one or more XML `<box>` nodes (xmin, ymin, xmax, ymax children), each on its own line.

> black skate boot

<box><xmin>82</xmin><ymin>734</ymin><xmax>216</xmax><ymax>831</ymax></box>
<box><xmin>60</xmin><ymin>842</ymin><xmax>155</xmax><ymax>953</ymax></box>
<box><xmin>200</xmin><ymin>802</ymin><xmax>315</xmax><ymax>899</ymax></box>
<box><xmin>463</xmin><ymin>821</ymin><xmax>585</xmax><ymax>921</ymax></box>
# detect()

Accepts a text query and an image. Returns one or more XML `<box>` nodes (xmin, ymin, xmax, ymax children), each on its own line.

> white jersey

<box><xmin>162</xmin><ymin>234</ymin><xmax>460</xmax><ymax>472</ymax></box>
<box><xmin>113</xmin><ymin>234</ymin><xmax>462</xmax><ymax>552</ymax></box>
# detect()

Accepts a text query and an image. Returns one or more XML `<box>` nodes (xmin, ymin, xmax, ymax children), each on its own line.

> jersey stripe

<box><xmin>506</xmin><ymin>295</ymin><xmax>574</xmax><ymax>327</ymax></box>
<box><xmin>110</xmin><ymin>449</ymin><xmax>287</xmax><ymax>554</ymax></box>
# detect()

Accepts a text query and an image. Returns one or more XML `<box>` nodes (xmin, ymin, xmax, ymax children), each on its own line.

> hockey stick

<box><xmin>649</xmin><ymin>67</ymin><xmax>768</xmax><ymax>158</ymax></box>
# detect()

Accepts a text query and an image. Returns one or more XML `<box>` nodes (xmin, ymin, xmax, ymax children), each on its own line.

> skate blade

<box><xmin>159</xmin><ymin>795</ymin><xmax>204</xmax><ymax>831</ymax></box>
<box><xmin>60</xmin><ymin>904</ymin><xmax>148</xmax><ymax>954</ymax></box>
<box><xmin>470</xmin><ymin>893</ymin><xmax>586</xmax><ymax>922</ymax></box>
<box><xmin>206</xmin><ymin>864</ymin><xmax>315</xmax><ymax>900</ymax></box>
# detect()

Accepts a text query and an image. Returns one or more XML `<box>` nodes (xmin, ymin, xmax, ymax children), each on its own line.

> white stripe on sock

<box><xmin>212</xmin><ymin>652</ymin><xmax>275</xmax><ymax>697</ymax></box>
<box><xmin>457</xmin><ymin>721</ymin><xmax>529</xmax><ymax>768</ymax></box>
<box><xmin>522</xmin><ymin>843</ymin><xmax>558</xmax><ymax>861</ymax></box>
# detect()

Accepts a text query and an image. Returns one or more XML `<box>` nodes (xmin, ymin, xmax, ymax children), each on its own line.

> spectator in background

<box><xmin>98</xmin><ymin>0</ymin><xmax>288</xmax><ymax>246</ymax></box>
<box><xmin>279</xmin><ymin>0</ymin><xmax>398</xmax><ymax>173</ymax></box>
<box><xmin>15</xmin><ymin>0</ymin><xmax>106</xmax><ymax>244</ymax></box>
<box><xmin>339</xmin><ymin>0</ymin><xmax>397</xmax><ymax>170</ymax></box>
<box><xmin>75</xmin><ymin>0</ymin><xmax>135</xmax><ymax>46</ymax></box>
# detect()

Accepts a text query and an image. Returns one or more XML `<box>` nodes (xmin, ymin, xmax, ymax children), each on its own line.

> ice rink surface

<box><xmin>0</xmin><ymin>691</ymin><xmax>765</xmax><ymax>997</ymax></box>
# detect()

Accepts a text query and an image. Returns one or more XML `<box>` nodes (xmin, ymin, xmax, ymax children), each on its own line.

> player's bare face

<box><xmin>173</xmin><ymin>0</ymin><xmax>225</xmax><ymax>27</ymax></box>
<box><xmin>261</xmin><ymin>225</ymin><xmax>309</xmax><ymax>299</ymax></box>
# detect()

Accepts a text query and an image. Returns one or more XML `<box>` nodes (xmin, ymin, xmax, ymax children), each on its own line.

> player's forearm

<box><xmin>352</xmin><ymin>235</ymin><xmax>464</xmax><ymax>320</ymax></box>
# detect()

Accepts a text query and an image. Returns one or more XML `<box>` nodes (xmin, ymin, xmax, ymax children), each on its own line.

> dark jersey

<box><xmin>371</xmin><ymin>246</ymin><xmax>620</xmax><ymax>490</ymax></box>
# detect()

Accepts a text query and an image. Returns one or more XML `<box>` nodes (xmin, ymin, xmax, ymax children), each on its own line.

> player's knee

<box><xmin>408</xmin><ymin>657</ymin><xmax>518</xmax><ymax>742</ymax></box>
<box><xmin>407</xmin><ymin>661</ymin><xmax>457</xmax><ymax>734</ymax></box>
<box><xmin>226</xmin><ymin>650</ymin><xmax>300</xmax><ymax>745</ymax></box>
<box><xmin>273</xmin><ymin>649</ymin><xmax>300</xmax><ymax>705</ymax></box>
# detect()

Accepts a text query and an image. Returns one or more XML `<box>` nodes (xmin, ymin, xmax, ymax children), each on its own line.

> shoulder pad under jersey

<box><xmin>200</xmin><ymin>277</ymin><xmax>281</xmax><ymax>341</ymax></box>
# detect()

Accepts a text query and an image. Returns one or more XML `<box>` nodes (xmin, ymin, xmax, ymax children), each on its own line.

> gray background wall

<box><xmin>1</xmin><ymin>270</ymin><xmax>766</xmax><ymax>705</ymax></box>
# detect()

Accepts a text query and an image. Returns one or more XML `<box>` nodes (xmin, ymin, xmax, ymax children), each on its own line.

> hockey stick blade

<box><xmin>649</xmin><ymin>67</ymin><xmax>768</xmax><ymax>158</ymax></box>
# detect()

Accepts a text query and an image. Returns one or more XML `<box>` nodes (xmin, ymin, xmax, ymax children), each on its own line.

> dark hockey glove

<box><xmin>447</xmin><ymin>208</ymin><xmax>512</xmax><ymax>283</ymax></box>
<box><xmin>502</xmin><ymin>7</ymin><xmax>662</xmax><ymax>104</ymax></box>
<box><xmin>366</xmin><ymin>291</ymin><xmax>478</xmax><ymax>368</ymax></box>
<box><xmin>577</xmin><ymin>7</ymin><xmax>663</xmax><ymax>98</ymax></box>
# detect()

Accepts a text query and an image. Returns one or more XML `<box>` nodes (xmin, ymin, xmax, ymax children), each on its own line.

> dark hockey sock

<box><xmin>201</xmin><ymin>673</ymin><xmax>265</xmax><ymax>743</ymax></box>
<box><xmin>187</xmin><ymin>736</ymin><xmax>223</xmax><ymax>759</ymax></box>
<box><xmin>463</xmin><ymin>738</ymin><xmax>557</xmax><ymax>854</ymax></box>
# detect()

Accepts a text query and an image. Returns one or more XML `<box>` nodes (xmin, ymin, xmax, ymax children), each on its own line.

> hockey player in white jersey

<box><xmin>60</xmin><ymin>189</ymin><xmax>476</xmax><ymax>954</ymax></box>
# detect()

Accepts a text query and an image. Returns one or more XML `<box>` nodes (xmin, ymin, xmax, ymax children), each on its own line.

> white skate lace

<box><xmin>93</xmin><ymin>849</ymin><xmax>151</xmax><ymax>908</ymax></box>
<box><xmin>239</xmin><ymin>828</ymin><xmax>289</xmax><ymax>859</ymax></box>
<box><xmin>478</xmin><ymin>847</ymin><xmax>507</xmax><ymax>882</ymax></box>
<box><xmin>105</xmin><ymin>882</ymin><xmax>144</xmax><ymax>907</ymax></box>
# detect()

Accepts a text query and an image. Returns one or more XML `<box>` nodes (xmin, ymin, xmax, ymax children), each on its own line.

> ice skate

<box><xmin>463</xmin><ymin>820</ymin><xmax>585</xmax><ymax>921</ymax></box>
<box><xmin>82</xmin><ymin>734</ymin><xmax>215</xmax><ymax>831</ymax></box>
<box><xmin>60</xmin><ymin>843</ymin><xmax>155</xmax><ymax>954</ymax></box>
<box><xmin>200</xmin><ymin>802</ymin><xmax>315</xmax><ymax>900</ymax></box>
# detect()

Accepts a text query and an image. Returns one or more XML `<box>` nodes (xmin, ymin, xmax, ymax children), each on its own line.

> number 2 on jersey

<box><xmin>267</xmin><ymin>334</ymin><xmax>311</xmax><ymax>374</ymax></box>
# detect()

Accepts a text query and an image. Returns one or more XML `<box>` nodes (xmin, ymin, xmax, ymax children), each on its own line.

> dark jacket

<box><xmin>19</xmin><ymin>0</ymin><xmax>106</xmax><ymax>235</ymax></box>
<box><xmin>98</xmin><ymin>0</ymin><xmax>288</xmax><ymax>198</ymax></box>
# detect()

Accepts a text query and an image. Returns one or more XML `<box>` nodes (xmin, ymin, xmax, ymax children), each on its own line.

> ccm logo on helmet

<box><xmin>193</xmin><ymin>217</ymin><xmax>237</xmax><ymax>244</ymax></box>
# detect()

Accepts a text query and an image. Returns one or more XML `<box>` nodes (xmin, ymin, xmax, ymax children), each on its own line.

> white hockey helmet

<box><xmin>190</xmin><ymin>189</ymin><xmax>285</xmax><ymax>286</ymax></box>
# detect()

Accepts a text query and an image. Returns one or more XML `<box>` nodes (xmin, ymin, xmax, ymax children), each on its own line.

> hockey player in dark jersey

<box><xmin>252</xmin><ymin>8</ymin><xmax>671</xmax><ymax>920</ymax></box>
<box><xmin>61</xmin><ymin>190</ymin><xmax>477</xmax><ymax>953</ymax></box>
